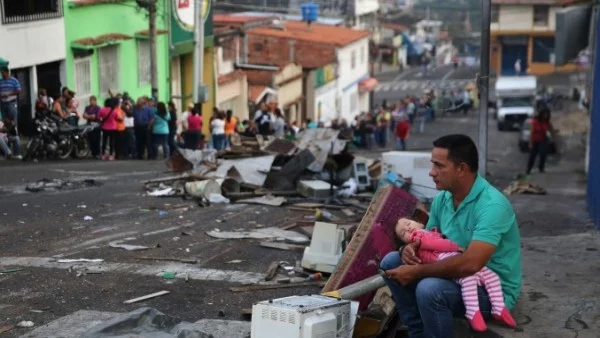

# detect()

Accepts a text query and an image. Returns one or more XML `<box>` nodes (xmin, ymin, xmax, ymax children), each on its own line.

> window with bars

<box><xmin>533</xmin><ymin>5</ymin><xmax>549</xmax><ymax>26</ymax></box>
<box><xmin>360</xmin><ymin>46</ymin><xmax>366</xmax><ymax>64</ymax></box>
<box><xmin>351</xmin><ymin>50</ymin><xmax>357</xmax><ymax>69</ymax></box>
<box><xmin>74</xmin><ymin>57</ymin><xmax>92</xmax><ymax>98</ymax></box>
<box><xmin>350</xmin><ymin>92</ymin><xmax>358</xmax><ymax>113</ymax></box>
<box><xmin>98</xmin><ymin>45</ymin><xmax>120</xmax><ymax>95</ymax></box>
<box><xmin>137</xmin><ymin>39</ymin><xmax>151</xmax><ymax>86</ymax></box>
<box><xmin>1</xmin><ymin>0</ymin><xmax>63</xmax><ymax>24</ymax></box>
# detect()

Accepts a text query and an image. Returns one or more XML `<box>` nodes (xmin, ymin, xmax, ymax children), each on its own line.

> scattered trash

<box><xmin>137</xmin><ymin>257</ymin><xmax>198</xmax><ymax>264</ymax></box>
<box><xmin>172</xmin><ymin>237</ymin><xmax>180</xmax><ymax>242</ymax></box>
<box><xmin>206</xmin><ymin>227</ymin><xmax>309</xmax><ymax>244</ymax></box>
<box><xmin>26</xmin><ymin>178</ymin><xmax>102</xmax><ymax>193</ymax></box>
<box><xmin>264</xmin><ymin>261</ymin><xmax>279</xmax><ymax>281</ymax></box>
<box><xmin>208</xmin><ymin>193</ymin><xmax>230</xmax><ymax>204</ymax></box>
<box><xmin>147</xmin><ymin>187</ymin><xmax>175</xmax><ymax>197</ymax></box>
<box><xmin>57</xmin><ymin>258</ymin><xmax>103</xmax><ymax>263</ymax></box>
<box><xmin>77</xmin><ymin>204</ymin><xmax>87</xmax><ymax>209</ymax></box>
<box><xmin>123</xmin><ymin>290</ymin><xmax>171</xmax><ymax>304</ymax></box>
<box><xmin>185</xmin><ymin>179</ymin><xmax>221</xmax><ymax>199</ymax></box>
<box><xmin>109</xmin><ymin>241</ymin><xmax>149</xmax><ymax>251</ymax></box>
<box><xmin>158</xmin><ymin>211</ymin><xmax>168</xmax><ymax>216</ymax></box>
<box><xmin>337</xmin><ymin>178</ymin><xmax>358</xmax><ymax>197</ymax></box>
<box><xmin>163</xmin><ymin>272</ymin><xmax>176</xmax><ymax>279</ymax></box>
<box><xmin>22</xmin><ymin>203</ymin><xmax>28</xmax><ymax>207</ymax></box>
<box><xmin>83</xmin><ymin>216</ymin><xmax>94</xmax><ymax>221</ymax></box>
<box><xmin>504</xmin><ymin>180</ymin><xmax>547</xmax><ymax>196</ymax></box>
<box><xmin>226</xmin><ymin>259</ymin><xmax>244</xmax><ymax>264</ymax></box>
<box><xmin>237</xmin><ymin>194</ymin><xmax>286</xmax><ymax>206</ymax></box>
<box><xmin>16</xmin><ymin>321</ymin><xmax>34</xmax><ymax>328</ymax></box>
<box><xmin>260</xmin><ymin>242</ymin><xmax>306</xmax><ymax>252</ymax></box>
<box><xmin>0</xmin><ymin>325</ymin><xmax>13</xmax><ymax>333</ymax></box>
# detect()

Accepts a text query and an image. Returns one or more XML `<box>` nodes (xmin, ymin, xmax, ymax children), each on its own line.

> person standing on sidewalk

<box><xmin>0</xmin><ymin>67</ymin><xmax>21</xmax><ymax>124</ymax></box>
<box><xmin>527</xmin><ymin>107</ymin><xmax>553</xmax><ymax>174</ymax></box>
<box><xmin>133</xmin><ymin>97</ymin><xmax>153</xmax><ymax>159</ymax></box>
<box><xmin>83</xmin><ymin>96</ymin><xmax>102</xmax><ymax>159</ymax></box>
<box><xmin>395</xmin><ymin>115</ymin><xmax>410</xmax><ymax>151</ymax></box>
<box><xmin>381</xmin><ymin>134</ymin><xmax>522</xmax><ymax>338</ymax></box>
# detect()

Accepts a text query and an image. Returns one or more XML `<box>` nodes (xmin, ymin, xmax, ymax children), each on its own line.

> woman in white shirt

<box><xmin>271</xmin><ymin>108</ymin><xmax>285</xmax><ymax>138</ymax></box>
<box><xmin>210</xmin><ymin>111</ymin><xmax>226</xmax><ymax>150</ymax></box>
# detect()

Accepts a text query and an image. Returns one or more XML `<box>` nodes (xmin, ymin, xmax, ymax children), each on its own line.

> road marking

<box><xmin>0</xmin><ymin>256</ymin><xmax>307</xmax><ymax>285</ymax></box>
<box><xmin>392</xmin><ymin>67</ymin><xmax>422</xmax><ymax>82</ymax></box>
<box><xmin>442</xmin><ymin>68</ymin><xmax>457</xmax><ymax>82</ymax></box>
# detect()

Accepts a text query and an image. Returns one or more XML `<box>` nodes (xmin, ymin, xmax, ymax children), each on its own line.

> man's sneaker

<box><xmin>102</xmin><ymin>154</ymin><xmax>108</xmax><ymax>160</ymax></box>
<box><xmin>13</xmin><ymin>155</ymin><xmax>22</xmax><ymax>160</ymax></box>
<box><xmin>109</xmin><ymin>155</ymin><xmax>115</xmax><ymax>161</ymax></box>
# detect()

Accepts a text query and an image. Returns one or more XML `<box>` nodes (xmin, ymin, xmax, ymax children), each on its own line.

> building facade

<box><xmin>490</xmin><ymin>0</ymin><xmax>577</xmax><ymax>75</ymax></box>
<box><xmin>0</xmin><ymin>0</ymin><xmax>66</xmax><ymax>128</ymax></box>
<box><xmin>169</xmin><ymin>0</ymin><xmax>215</xmax><ymax>136</ymax></box>
<box><xmin>246</xmin><ymin>21</ymin><xmax>373</xmax><ymax>124</ymax></box>
<box><xmin>64</xmin><ymin>0</ymin><xmax>170</xmax><ymax>110</ymax></box>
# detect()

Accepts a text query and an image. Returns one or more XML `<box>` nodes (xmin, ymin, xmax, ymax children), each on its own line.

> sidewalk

<box><xmin>479</xmin><ymin>131</ymin><xmax>599</xmax><ymax>337</ymax></box>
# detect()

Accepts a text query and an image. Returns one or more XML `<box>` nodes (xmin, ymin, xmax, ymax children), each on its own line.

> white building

<box><xmin>335</xmin><ymin>37</ymin><xmax>372</xmax><ymax>121</ymax></box>
<box><xmin>0</xmin><ymin>0</ymin><xmax>66</xmax><ymax>125</ymax></box>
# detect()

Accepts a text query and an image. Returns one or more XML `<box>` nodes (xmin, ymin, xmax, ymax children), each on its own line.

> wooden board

<box><xmin>322</xmin><ymin>185</ymin><xmax>418</xmax><ymax>310</ymax></box>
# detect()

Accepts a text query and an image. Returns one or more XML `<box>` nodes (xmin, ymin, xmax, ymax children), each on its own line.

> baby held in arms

<box><xmin>394</xmin><ymin>217</ymin><xmax>516</xmax><ymax>331</ymax></box>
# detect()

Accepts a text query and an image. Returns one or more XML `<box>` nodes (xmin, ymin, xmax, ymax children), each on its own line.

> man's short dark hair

<box><xmin>0</xmin><ymin>66</ymin><xmax>9</xmax><ymax>73</ymax></box>
<box><xmin>433</xmin><ymin>134</ymin><xmax>479</xmax><ymax>173</ymax></box>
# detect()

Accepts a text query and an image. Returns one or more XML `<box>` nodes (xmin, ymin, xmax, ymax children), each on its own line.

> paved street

<box><xmin>0</xmin><ymin>108</ymin><xmax>597</xmax><ymax>337</ymax></box>
<box><xmin>374</xmin><ymin>64</ymin><xmax>479</xmax><ymax>103</ymax></box>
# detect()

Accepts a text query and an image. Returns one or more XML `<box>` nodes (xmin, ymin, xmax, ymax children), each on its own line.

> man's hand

<box><xmin>385</xmin><ymin>265</ymin><xmax>420</xmax><ymax>286</ymax></box>
<box><xmin>401</xmin><ymin>239</ymin><xmax>422</xmax><ymax>265</ymax></box>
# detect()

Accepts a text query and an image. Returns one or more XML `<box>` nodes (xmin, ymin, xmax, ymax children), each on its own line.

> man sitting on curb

<box><xmin>381</xmin><ymin>134</ymin><xmax>522</xmax><ymax>338</ymax></box>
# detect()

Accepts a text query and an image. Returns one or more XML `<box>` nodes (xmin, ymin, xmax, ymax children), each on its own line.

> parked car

<box><xmin>518</xmin><ymin>118</ymin><xmax>557</xmax><ymax>154</ymax></box>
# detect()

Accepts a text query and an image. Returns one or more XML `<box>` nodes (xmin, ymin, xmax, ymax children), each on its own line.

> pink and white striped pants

<box><xmin>438</xmin><ymin>252</ymin><xmax>506</xmax><ymax>319</ymax></box>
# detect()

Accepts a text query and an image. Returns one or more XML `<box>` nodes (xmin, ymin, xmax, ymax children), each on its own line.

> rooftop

<box><xmin>248</xmin><ymin>21</ymin><xmax>370</xmax><ymax>47</ymax></box>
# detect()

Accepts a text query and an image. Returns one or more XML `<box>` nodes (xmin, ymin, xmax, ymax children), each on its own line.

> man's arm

<box><xmin>413</xmin><ymin>241</ymin><xmax>495</xmax><ymax>279</ymax></box>
<box><xmin>387</xmin><ymin>202</ymin><xmax>515</xmax><ymax>284</ymax></box>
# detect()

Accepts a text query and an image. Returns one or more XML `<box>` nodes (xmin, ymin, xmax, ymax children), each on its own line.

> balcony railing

<box><xmin>1</xmin><ymin>0</ymin><xmax>63</xmax><ymax>25</ymax></box>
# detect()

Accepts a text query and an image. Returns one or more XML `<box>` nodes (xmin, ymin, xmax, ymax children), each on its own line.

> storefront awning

<box><xmin>71</xmin><ymin>33</ymin><xmax>132</xmax><ymax>49</ymax></box>
<box><xmin>359</xmin><ymin>77</ymin><xmax>379</xmax><ymax>93</ymax></box>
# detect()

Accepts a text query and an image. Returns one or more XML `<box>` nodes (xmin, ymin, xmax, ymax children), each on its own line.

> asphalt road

<box><xmin>0</xmin><ymin>106</ymin><xmax>592</xmax><ymax>336</ymax></box>
<box><xmin>374</xmin><ymin>64</ymin><xmax>479</xmax><ymax>105</ymax></box>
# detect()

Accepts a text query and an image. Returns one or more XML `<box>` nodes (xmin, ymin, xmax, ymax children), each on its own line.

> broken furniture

<box><xmin>301</xmin><ymin>222</ymin><xmax>345</xmax><ymax>273</ymax></box>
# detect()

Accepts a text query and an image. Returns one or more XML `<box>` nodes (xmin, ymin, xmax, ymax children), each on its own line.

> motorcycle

<box><xmin>23</xmin><ymin>114</ymin><xmax>96</xmax><ymax>161</ymax></box>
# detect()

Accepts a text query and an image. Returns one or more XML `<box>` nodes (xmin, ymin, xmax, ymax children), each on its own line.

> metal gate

<box><xmin>588</xmin><ymin>11</ymin><xmax>600</xmax><ymax>229</ymax></box>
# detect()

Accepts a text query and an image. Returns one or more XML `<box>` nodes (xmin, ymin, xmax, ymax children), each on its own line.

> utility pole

<box><xmin>149</xmin><ymin>0</ymin><xmax>158</xmax><ymax>100</ymax></box>
<box><xmin>478</xmin><ymin>0</ymin><xmax>491</xmax><ymax>176</ymax></box>
<box><xmin>193</xmin><ymin>0</ymin><xmax>205</xmax><ymax>105</ymax></box>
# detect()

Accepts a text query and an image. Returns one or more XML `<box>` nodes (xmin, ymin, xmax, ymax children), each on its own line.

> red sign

<box><xmin>178</xmin><ymin>0</ymin><xmax>190</xmax><ymax>9</ymax></box>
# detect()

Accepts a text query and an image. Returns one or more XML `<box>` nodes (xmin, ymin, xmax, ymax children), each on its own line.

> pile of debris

<box><xmin>145</xmin><ymin>129</ymin><xmax>383</xmax><ymax>206</ymax></box>
<box><xmin>553</xmin><ymin>110</ymin><xmax>589</xmax><ymax>136</ymax></box>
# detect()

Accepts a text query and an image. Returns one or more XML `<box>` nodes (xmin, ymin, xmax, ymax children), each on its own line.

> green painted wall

<box><xmin>63</xmin><ymin>0</ymin><xmax>170</xmax><ymax>102</ymax></box>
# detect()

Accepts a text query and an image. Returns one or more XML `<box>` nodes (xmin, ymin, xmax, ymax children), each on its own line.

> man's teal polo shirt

<box><xmin>426</xmin><ymin>175</ymin><xmax>522</xmax><ymax>309</ymax></box>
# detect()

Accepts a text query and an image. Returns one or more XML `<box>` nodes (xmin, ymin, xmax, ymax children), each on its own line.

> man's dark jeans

<box><xmin>381</xmin><ymin>251</ymin><xmax>492</xmax><ymax>338</ymax></box>
<box><xmin>134</xmin><ymin>126</ymin><xmax>149</xmax><ymax>159</ymax></box>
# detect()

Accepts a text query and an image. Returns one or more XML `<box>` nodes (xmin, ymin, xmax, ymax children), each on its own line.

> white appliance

<box><xmin>301</xmin><ymin>222</ymin><xmax>345</xmax><ymax>273</ymax></box>
<box><xmin>251</xmin><ymin>295</ymin><xmax>352</xmax><ymax>338</ymax></box>
<box><xmin>381</xmin><ymin>151</ymin><xmax>439</xmax><ymax>201</ymax></box>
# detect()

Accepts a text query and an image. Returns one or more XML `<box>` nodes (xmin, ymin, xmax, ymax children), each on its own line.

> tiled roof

<box><xmin>248</xmin><ymin>21</ymin><xmax>370</xmax><ymax>47</ymax></box>
<box><xmin>214</xmin><ymin>14</ymin><xmax>274</xmax><ymax>25</ymax></box>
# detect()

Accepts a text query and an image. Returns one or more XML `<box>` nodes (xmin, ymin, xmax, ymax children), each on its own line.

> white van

<box><xmin>495</xmin><ymin>76</ymin><xmax>537</xmax><ymax>130</ymax></box>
